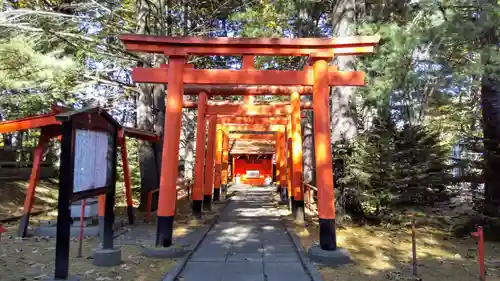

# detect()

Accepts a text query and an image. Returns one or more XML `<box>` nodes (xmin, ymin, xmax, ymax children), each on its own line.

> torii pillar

<box><xmin>278</xmin><ymin>129</ymin><xmax>288</xmax><ymax>203</ymax></box>
<box><xmin>192</xmin><ymin>92</ymin><xmax>207</xmax><ymax>218</ymax></box>
<box><xmin>156</xmin><ymin>56</ymin><xmax>186</xmax><ymax>247</ymax></box>
<box><xmin>221</xmin><ymin>127</ymin><xmax>229</xmax><ymax>198</ymax></box>
<box><xmin>312</xmin><ymin>57</ymin><xmax>337</xmax><ymax>250</ymax></box>
<box><xmin>204</xmin><ymin>116</ymin><xmax>217</xmax><ymax>211</ymax></box>
<box><xmin>213</xmin><ymin>124</ymin><xmax>223</xmax><ymax>201</ymax></box>
<box><xmin>286</xmin><ymin>117</ymin><xmax>293</xmax><ymax>208</ymax></box>
<box><xmin>291</xmin><ymin>91</ymin><xmax>305</xmax><ymax>222</ymax></box>
<box><xmin>275</xmin><ymin>132</ymin><xmax>282</xmax><ymax>193</ymax></box>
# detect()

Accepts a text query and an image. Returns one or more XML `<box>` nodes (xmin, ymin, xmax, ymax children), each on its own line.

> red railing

<box><xmin>145</xmin><ymin>178</ymin><xmax>193</xmax><ymax>223</ymax></box>
<box><xmin>302</xmin><ymin>182</ymin><xmax>318</xmax><ymax>215</ymax></box>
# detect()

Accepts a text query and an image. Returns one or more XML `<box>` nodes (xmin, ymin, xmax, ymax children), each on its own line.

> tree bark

<box><xmin>480</xmin><ymin>1</ymin><xmax>500</xmax><ymax>216</ymax></box>
<box><xmin>331</xmin><ymin>0</ymin><xmax>363</xmax><ymax>144</ymax></box>
<box><xmin>294</xmin><ymin>0</ymin><xmax>321</xmax><ymax>184</ymax></box>
<box><xmin>135</xmin><ymin>0</ymin><xmax>162</xmax><ymax>210</ymax></box>
<box><xmin>302</xmin><ymin>113</ymin><xmax>315</xmax><ymax>184</ymax></box>
<box><xmin>183</xmin><ymin>108</ymin><xmax>196</xmax><ymax>179</ymax></box>
<box><xmin>330</xmin><ymin>0</ymin><xmax>365</xmax><ymax>216</ymax></box>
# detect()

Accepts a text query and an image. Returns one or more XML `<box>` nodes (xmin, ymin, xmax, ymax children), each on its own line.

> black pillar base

<box><xmin>280</xmin><ymin>186</ymin><xmax>288</xmax><ymax>203</ymax></box>
<box><xmin>203</xmin><ymin>195</ymin><xmax>212</xmax><ymax>211</ymax></box>
<box><xmin>18</xmin><ymin>214</ymin><xmax>29</xmax><ymax>237</ymax></box>
<box><xmin>213</xmin><ymin>188</ymin><xmax>221</xmax><ymax>201</ymax></box>
<box><xmin>319</xmin><ymin>218</ymin><xmax>337</xmax><ymax>251</ymax></box>
<box><xmin>192</xmin><ymin>200</ymin><xmax>202</xmax><ymax>218</ymax></box>
<box><xmin>289</xmin><ymin>195</ymin><xmax>295</xmax><ymax>211</ymax></box>
<box><xmin>156</xmin><ymin>216</ymin><xmax>174</xmax><ymax>247</ymax></box>
<box><xmin>221</xmin><ymin>184</ymin><xmax>227</xmax><ymax>198</ymax></box>
<box><xmin>294</xmin><ymin>200</ymin><xmax>305</xmax><ymax>223</ymax></box>
<box><xmin>277</xmin><ymin>186</ymin><xmax>282</xmax><ymax>194</ymax></box>
<box><xmin>127</xmin><ymin>205</ymin><xmax>135</xmax><ymax>225</ymax></box>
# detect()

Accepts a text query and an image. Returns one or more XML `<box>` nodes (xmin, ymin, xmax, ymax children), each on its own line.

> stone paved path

<box><xmin>174</xmin><ymin>184</ymin><xmax>312</xmax><ymax>281</ymax></box>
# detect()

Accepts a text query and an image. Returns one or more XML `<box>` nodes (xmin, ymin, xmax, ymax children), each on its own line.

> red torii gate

<box><xmin>120</xmin><ymin>34</ymin><xmax>379</xmax><ymax>252</ymax></box>
<box><xmin>0</xmin><ymin>106</ymin><xmax>159</xmax><ymax>237</ymax></box>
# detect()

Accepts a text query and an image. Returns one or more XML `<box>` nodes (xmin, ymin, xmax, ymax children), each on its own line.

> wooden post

<box><xmin>98</xmin><ymin>195</ymin><xmax>105</xmax><ymax>239</ymax></box>
<box><xmin>286</xmin><ymin>118</ymin><xmax>293</xmax><ymax>209</ymax></box>
<box><xmin>156</xmin><ymin>55</ymin><xmax>186</xmax><ymax>247</ymax></box>
<box><xmin>120</xmin><ymin>135</ymin><xmax>135</xmax><ymax>225</ymax></box>
<box><xmin>204</xmin><ymin>116</ymin><xmax>217</xmax><ymax>210</ymax></box>
<box><xmin>77</xmin><ymin>199</ymin><xmax>86</xmax><ymax>258</ymax></box>
<box><xmin>192</xmin><ymin>92</ymin><xmax>207</xmax><ymax>218</ymax></box>
<box><xmin>279</xmin><ymin>130</ymin><xmax>287</xmax><ymax>201</ymax></box>
<box><xmin>411</xmin><ymin>218</ymin><xmax>418</xmax><ymax>276</ymax></box>
<box><xmin>232</xmin><ymin>157</ymin><xmax>236</xmax><ymax>184</ymax></box>
<box><xmin>103</xmin><ymin>126</ymin><xmax>118</xmax><ymax>250</ymax></box>
<box><xmin>472</xmin><ymin>226</ymin><xmax>485</xmax><ymax>281</ymax></box>
<box><xmin>291</xmin><ymin>91</ymin><xmax>305</xmax><ymax>222</ymax></box>
<box><xmin>213</xmin><ymin>125</ymin><xmax>223</xmax><ymax>201</ymax></box>
<box><xmin>18</xmin><ymin>134</ymin><xmax>47</xmax><ymax>237</ymax></box>
<box><xmin>221</xmin><ymin>127</ymin><xmax>229</xmax><ymax>197</ymax></box>
<box><xmin>243</xmin><ymin>55</ymin><xmax>255</xmax><ymax>105</ymax></box>
<box><xmin>54</xmin><ymin>121</ymin><xmax>74</xmax><ymax>280</ymax></box>
<box><xmin>312</xmin><ymin>57</ymin><xmax>337</xmax><ymax>250</ymax></box>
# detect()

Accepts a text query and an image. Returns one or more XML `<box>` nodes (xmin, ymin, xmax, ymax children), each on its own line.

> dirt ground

<box><xmin>285</xmin><ymin>210</ymin><xmax>500</xmax><ymax>281</ymax></box>
<box><xmin>0</xmin><ymin>180</ymin><xmax>226</xmax><ymax>281</ymax></box>
<box><xmin>0</xmin><ymin>180</ymin><xmax>59</xmax><ymax>221</ymax></box>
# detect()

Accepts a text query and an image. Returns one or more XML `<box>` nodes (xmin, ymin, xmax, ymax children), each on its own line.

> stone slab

<box><xmin>178</xmin><ymin>262</ymin><xmax>224</xmax><ymax>281</ymax></box>
<box><xmin>263</xmin><ymin>244</ymin><xmax>297</xmax><ymax>253</ymax></box>
<box><xmin>264</xmin><ymin>252</ymin><xmax>301</xmax><ymax>263</ymax></box>
<box><xmin>261</xmin><ymin>236</ymin><xmax>293</xmax><ymax>246</ymax></box>
<box><xmin>264</xmin><ymin>262</ymin><xmax>311</xmax><ymax>281</ymax></box>
<box><xmin>221</xmin><ymin>261</ymin><xmax>264</xmax><ymax>281</ymax></box>
<box><xmin>226</xmin><ymin>252</ymin><xmax>263</xmax><ymax>262</ymax></box>
<box><xmin>307</xmin><ymin>245</ymin><xmax>352</xmax><ymax>266</ymax></box>
<box><xmin>92</xmin><ymin>248</ymin><xmax>121</xmax><ymax>266</ymax></box>
<box><xmin>190</xmin><ymin>250</ymin><xmax>228</xmax><ymax>262</ymax></box>
<box><xmin>140</xmin><ymin>244</ymin><xmax>186</xmax><ymax>259</ymax></box>
<box><xmin>172</xmin><ymin>184</ymin><xmax>315</xmax><ymax>281</ymax></box>
<box><xmin>230</xmin><ymin>243</ymin><xmax>264</xmax><ymax>253</ymax></box>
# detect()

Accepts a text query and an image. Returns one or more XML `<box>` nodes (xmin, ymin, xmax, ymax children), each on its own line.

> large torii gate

<box><xmin>120</xmin><ymin>34</ymin><xmax>379</xmax><ymax>252</ymax></box>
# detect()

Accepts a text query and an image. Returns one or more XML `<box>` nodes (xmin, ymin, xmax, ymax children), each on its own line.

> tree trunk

<box><xmin>137</xmin><ymin>87</ymin><xmax>159</xmax><ymax>210</ymax></box>
<box><xmin>183</xmin><ymin>108</ymin><xmax>196</xmax><ymax>179</ymax></box>
<box><xmin>480</xmin><ymin>1</ymin><xmax>500</xmax><ymax>216</ymax></box>
<box><xmin>330</xmin><ymin>0</ymin><xmax>365</xmax><ymax>216</ymax></box>
<box><xmin>152</xmin><ymin>69</ymin><xmax>165</xmax><ymax>196</ymax></box>
<box><xmin>294</xmin><ymin>0</ymin><xmax>320</xmax><ymax>185</ymax></box>
<box><xmin>331</xmin><ymin>0</ymin><xmax>362</xmax><ymax>144</ymax></box>
<box><xmin>135</xmin><ymin>0</ymin><xmax>160</xmax><ymax>210</ymax></box>
<box><xmin>302</xmin><ymin>113</ymin><xmax>315</xmax><ymax>184</ymax></box>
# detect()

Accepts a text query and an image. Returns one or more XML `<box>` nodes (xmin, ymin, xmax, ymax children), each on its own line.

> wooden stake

<box><xmin>77</xmin><ymin>199</ymin><xmax>86</xmax><ymax>258</ymax></box>
<box><xmin>472</xmin><ymin>226</ymin><xmax>486</xmax><ymax>281</ymax></box>
<box><xmin>411</xmin><ymin>218</ymin><xmax>418</xmax><ymax>276</ymax></box>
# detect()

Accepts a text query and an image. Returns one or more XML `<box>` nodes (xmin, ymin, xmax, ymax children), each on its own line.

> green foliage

<box><xmin>392</xmin><ymin>125</ymin><xmax>451</xmax><ymax>204</ymax></box>
<box><xmin>229</xmin><ymin>0</ymin><xmax>295</xmax><ymax>38</ymax></box>
<box><xmin>340</xmin><ymin>119</ymin><xmax>451</xmax><ymax>217</ymax></box>
<box><xmin>0</xmin><ymin>36</ymin><xmax>79</xmax><ymax>118</ymax></box>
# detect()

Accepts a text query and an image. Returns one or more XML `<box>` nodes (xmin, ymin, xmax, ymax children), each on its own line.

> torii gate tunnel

<box><xmin>120</xmin><ymin>34</ymin><xmax>380</xmax><ymax>251</ymax></box>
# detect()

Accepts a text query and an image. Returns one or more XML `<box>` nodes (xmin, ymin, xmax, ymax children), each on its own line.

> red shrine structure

<box><xmin>119</xmin><ymin>34</ymin><xmax>380</xmax><ymax>252</ymax></box>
